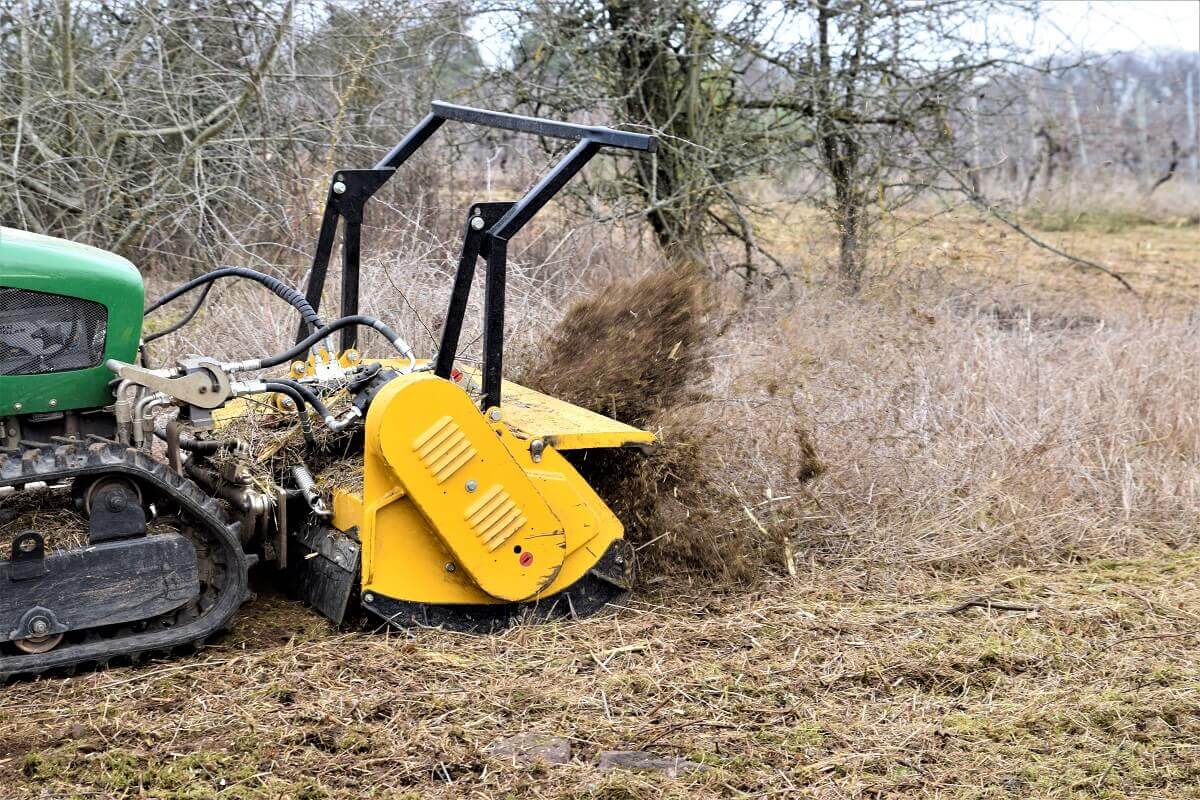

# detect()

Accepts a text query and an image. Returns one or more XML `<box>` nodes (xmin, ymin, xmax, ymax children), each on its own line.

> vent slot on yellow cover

<box><xmin>413</xmin><ymin>416</ymin><xmax>476</xmax><ymax>484</ymax></box>
<box><xmin>465</xmin><ymin>486</ymin><xmax>528</xmax><ymax>551</ymax></box>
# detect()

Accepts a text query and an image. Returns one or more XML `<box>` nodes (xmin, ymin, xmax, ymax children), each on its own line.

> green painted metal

<box><xmin>0</xmin><ymin>227</ymin><xmax>144</xmax><ymax>415</ymax></box>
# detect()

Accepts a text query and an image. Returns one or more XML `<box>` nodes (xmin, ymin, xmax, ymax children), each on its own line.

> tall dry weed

<box><xmin>149</xmin><ymin>208</ymin><xmax>1198</xmax><ymax>584</ymax></box>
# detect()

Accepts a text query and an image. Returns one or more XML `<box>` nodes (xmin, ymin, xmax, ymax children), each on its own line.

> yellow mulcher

<box><xmin>0</xmin><ymin>102</ymin><xmax>656</xmax><ymax>680</ymax></box>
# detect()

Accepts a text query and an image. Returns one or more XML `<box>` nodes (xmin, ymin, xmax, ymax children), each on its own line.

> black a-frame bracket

<box><xmin>297</xmin><ymin>168</ymin><xmax>393</xmax><ymax>352</ymax></box>
<box><xmin>297</xmin><ymin>101</ymin><xmax>655</xmax><ymax>409</ymax></box>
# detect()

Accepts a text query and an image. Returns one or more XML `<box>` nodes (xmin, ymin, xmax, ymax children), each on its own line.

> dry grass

<box><xmin>0</xmin><ymin>490</ymin><xmax>90</xmax><ymax>552</ymax></box>
<box><xmin>5</xmin><ymin>550</ymin><xmax>1200</xmax><ymax>798</ymax></box>
<box><xmin>8</xmin><ymin>205</ymin><xmax>1196</xmax><ymax>797</ymax></box>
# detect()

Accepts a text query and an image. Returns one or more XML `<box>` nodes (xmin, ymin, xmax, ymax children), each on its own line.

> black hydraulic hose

<box><xmin>143</xmin><ymin>283</ymin><xmax>213</xmax><ymax>344</ymax></box>
<box><xmin>232</xmin><ymin>315</ymin><xmax>413</xmax><ymax>372</ymax></box>
<box><xmin>255</xmin><ymin>382</ymin><xmax>318</xmax><ymax>447</ymax></box>
<box><xmin>144</xmin><ymin>267</ymin><xmax>324</xmax><ymax>335</ymax></box>
<box><xmin>264</xmin><ymin>379</ymin><xmax>333</xmax><ymax>423</ymax></box>
<box><xmin>152</xmin><ymin>421</ymin><xmax>239</xmax><ymax>454</ymax></box>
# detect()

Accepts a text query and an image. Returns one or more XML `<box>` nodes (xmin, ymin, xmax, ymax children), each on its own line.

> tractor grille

<box><xmin>0</xmin><ymin>287</ymin><xmax>108</xmax><ymax>376</ymax></box>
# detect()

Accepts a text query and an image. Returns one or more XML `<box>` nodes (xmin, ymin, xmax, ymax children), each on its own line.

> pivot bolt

<box><xmin>291</xmin><ymin>361</ymin><xmax>307</xmax><ymax>374</ymax></box>
<box><xmin>345</xmin><ymin>349</ymin><xmax>359</xmax><ymax>361</ymax></box>
<box><xmin>30</xmin><ymin>618</ymin><xmax>49</xmax><ymax>636</ymax></box>
<box><xmin>488</xmin><ymin>409</ymin><xmax>501</xmax><ymax>421</ymax></box>
<box><xmin>332</xmin><ymin>180</ymin><xmax>347</xmax><ymax>195</ymax></box>
<box><xmin>106</xmin><ymin>493</ymin><xmax>128</xmax><ymax>512</ymax></box>
<box><xmin>470</xmin><ymin>216</ymin><xmax>485</xmax><ymax>231</ymax></box>
<box><xmin>465</xmin><ymin>479</ymin><xmax>477</xmax><ymax>493</ymax></box>
<box><xmin>363</xmin><ymin>593</ymin><xmax>375</xmax><ymax>604</ymax></box>
<box><xmin>445</xmin><ymin>562</ymin><xmax>456</xmax><ymax>573</ymax></box>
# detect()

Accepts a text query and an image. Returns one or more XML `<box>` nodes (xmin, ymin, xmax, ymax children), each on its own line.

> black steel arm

<box><xmin>298</xmin><ymin>101</ymin><xmax>656</xmax><ymax>409</ymax></box>
<box><xmin>430</xmin><ymin>102</ymin><xmax>655</xmax><ymax>153</ymax></box>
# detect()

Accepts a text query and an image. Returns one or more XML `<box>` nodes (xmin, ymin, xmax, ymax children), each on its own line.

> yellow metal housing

<box><xmin>334</xmin><ymin>369</ymin><xmax>653</xmax><ymax>606</ymax></box>
<box><xmin>213</xmin><ymin>355</ymin><xmax>652</xmax><ymax>607</ymax></box>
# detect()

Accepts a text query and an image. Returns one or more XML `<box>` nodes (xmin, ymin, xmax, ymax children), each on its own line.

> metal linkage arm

<box><xmin>298</xmin><ymin>101</ymin><xmax>657</xmax><ymax>412</ymax></box>
<box><xmin>430</xmin><ymin>102</ymin><xmax>656</xmax><ymax>153</ymax></box>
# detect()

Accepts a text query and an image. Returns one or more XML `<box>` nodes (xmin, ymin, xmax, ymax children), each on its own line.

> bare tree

<box><xmin>495</xmin><ymin>0</ymin><xmax>1041</xmax><ymax>291</ymax></box>
<box><xmin>497</xmin><ymin>0</ymin><xmax>800</xmax><ymax>282</ymax></box>
<box><xmin>0</xmin><ymin>0</ymin><xmax>474</xmax><ymax>270</ymax></box>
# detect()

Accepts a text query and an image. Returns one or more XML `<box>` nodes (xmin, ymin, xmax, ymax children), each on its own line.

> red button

<box><xmin>519</xmin><ymin>552</ymin><xmax>534</xmax><ymax>567</ymax></box>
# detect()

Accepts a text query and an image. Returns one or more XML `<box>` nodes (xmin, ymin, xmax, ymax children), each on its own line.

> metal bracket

<box><xmin>86</xmin><ymin>478</ymin><xmax>147</xmax><ymax>544</ymax></box>
<box><xmin>297</xmin><ymin>168</ymin><xmax>395</xmax><ymax>351</ymax></box>
<box><xmin>9</xmin><ymin>606</ymin><xmax>67</xmax><ymax>641</ymax></box>
<box><xmin>9</xmin><ymin>532</ymin><xmax>46</xmax><ymax>581</ymax></box>
<box><xmin>433</xmin><ymin>202</ymin><xmax>516</xmax><ymax>386</ymax></box>
<box><xmin>296</xmin><ymin>101</ymin><xmax>656</xmax><ymax>398</ymax></box>
<box><xmin>107</xmin><ymin>358</ymin><xmax>231</xmax><ymax>409</ymax></box>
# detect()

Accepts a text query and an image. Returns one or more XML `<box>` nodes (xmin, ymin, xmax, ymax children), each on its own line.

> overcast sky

<box><xmin>1029</xmin><ymin>1</ymin><xmax>1199</xmax><ymax>54</ymax></box>
<box><xmin>472</xmin><ymin>1</ymin><xmax>1200</xmax><ymax>66</ymax></box>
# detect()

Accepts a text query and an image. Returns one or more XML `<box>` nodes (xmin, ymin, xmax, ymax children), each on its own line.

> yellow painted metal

<box><xmin>499</xmin><ymin>381</ymin><xmax>656</xmax><ymax>450</ymax></box>
<box><xmin>363</xmin><ymin>373</ymin><xmax>567</xmax><ymax>602</ymax></box>
<box><xmin>288</xmin><ymin>347</ymin><xmax>363</xmax><ymax>378</ymax></box>
<box><xmin>367</xmin><ymin>359</ymin><xmax>657</xmax><ymax>451</ymax></box>
<box><xmin>351</xmin><ymin>372</ymin><xmax>630</xmax><ymax>606</ymax></box>
<box><xmin>207</xmin><ymin>354</ymin><xmax>646</xmax><ymax>607</ymax></box>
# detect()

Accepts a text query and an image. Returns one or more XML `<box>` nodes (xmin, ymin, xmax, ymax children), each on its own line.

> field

<box><xmin>2</xmin><ymin>208</ymin><xmax>1198</xmax><ymax>798</ymax></box>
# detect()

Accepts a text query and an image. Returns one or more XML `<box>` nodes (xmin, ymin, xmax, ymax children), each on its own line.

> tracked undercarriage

<box><xmin>0</xmin><ymin>440</ymin><xmax>250</xmax><ymax>681</ymax></box>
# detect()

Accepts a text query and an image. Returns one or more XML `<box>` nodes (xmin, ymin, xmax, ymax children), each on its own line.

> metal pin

<box><xmin>470</xmin><ymin>216</ymin><xmax>485</xmax><ymax>231</ymax></box>
<box><xmin>333</xmin><ymin>180</ymin><xmax>347</xmax><ymax>195</ymax></box>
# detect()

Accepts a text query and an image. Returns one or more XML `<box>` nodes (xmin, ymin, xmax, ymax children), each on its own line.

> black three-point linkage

<box><xmin>297</xmin><ymin>168</ymin><xmax>393</xmax><ymax>352</ymax></box>
<box><xmin>298</xmin><ymin>102</ymin><xmax>655</xmax><ymax>409</ymax></box>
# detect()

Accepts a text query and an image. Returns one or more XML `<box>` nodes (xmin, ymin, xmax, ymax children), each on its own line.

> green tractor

<box><xmin>0</xmin><ymin>102</ymin><xmax>656</xmax><ymax>681</ymax></box>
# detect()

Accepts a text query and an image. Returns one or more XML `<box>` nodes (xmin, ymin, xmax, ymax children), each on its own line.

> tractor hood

<box><xmin>0</xmin><ymin>227</ymin><xmax>144</xmax><ymax>415</ymax></box>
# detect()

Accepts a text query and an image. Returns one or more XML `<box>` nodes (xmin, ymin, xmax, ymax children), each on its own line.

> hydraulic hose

<box><xmin>254</xmin><ymin>381</ymin><xmax>318</xmax><ymax>447</ymax></box>
<box><xmin>144</xmin><ymin>267</ymin><xmax>324</xmax><ymax>335</ymax></box>
<box><xmin>264</xmin><ymin>379</ymin><xmax>332</xmax><ymax>423</ymax></box>
<box><xmin>225</xmin><ymin>315</ymin><xmax>415</xmax><ymax>374</ymax></box>
<box><xmin>143</xmin><ymin>283</ymin><xmax>213</xmax><ymax>344</ymax></box>
<box><xmin>152</xmin><ymin>421</ymin><xmax>239</xmax><ymax>454</ymax></box>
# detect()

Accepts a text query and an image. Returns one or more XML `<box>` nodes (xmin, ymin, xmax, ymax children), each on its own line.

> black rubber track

<box><xmin>0</xmin><ymin>441</ymin><xmax>252</xmax><ymax>682</ymax></box>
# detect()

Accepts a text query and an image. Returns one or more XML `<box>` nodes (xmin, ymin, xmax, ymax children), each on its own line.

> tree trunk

<box><xmin>605</xmin><ymin>0</ymin><xmax>708</xmax><ymax>265</ymax></box>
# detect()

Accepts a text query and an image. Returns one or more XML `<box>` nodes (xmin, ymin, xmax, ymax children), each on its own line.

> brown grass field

<box><xmin>1</xmin><ymin>207</ymin><xmax>1197</xmax><ymax>798</ymax></box>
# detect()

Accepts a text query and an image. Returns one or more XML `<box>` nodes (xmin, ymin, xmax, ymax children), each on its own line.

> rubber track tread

<box><xmin>0</xmin><ymin>442</ymin><xmax>250</xmax><ymax>681</ymax></box>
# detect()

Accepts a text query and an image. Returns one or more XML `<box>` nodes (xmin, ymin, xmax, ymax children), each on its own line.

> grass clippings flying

<box><xmin>520</xmin><ymin>266</ymin><xmax>823</xmax><ymax>583</ymax></box>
